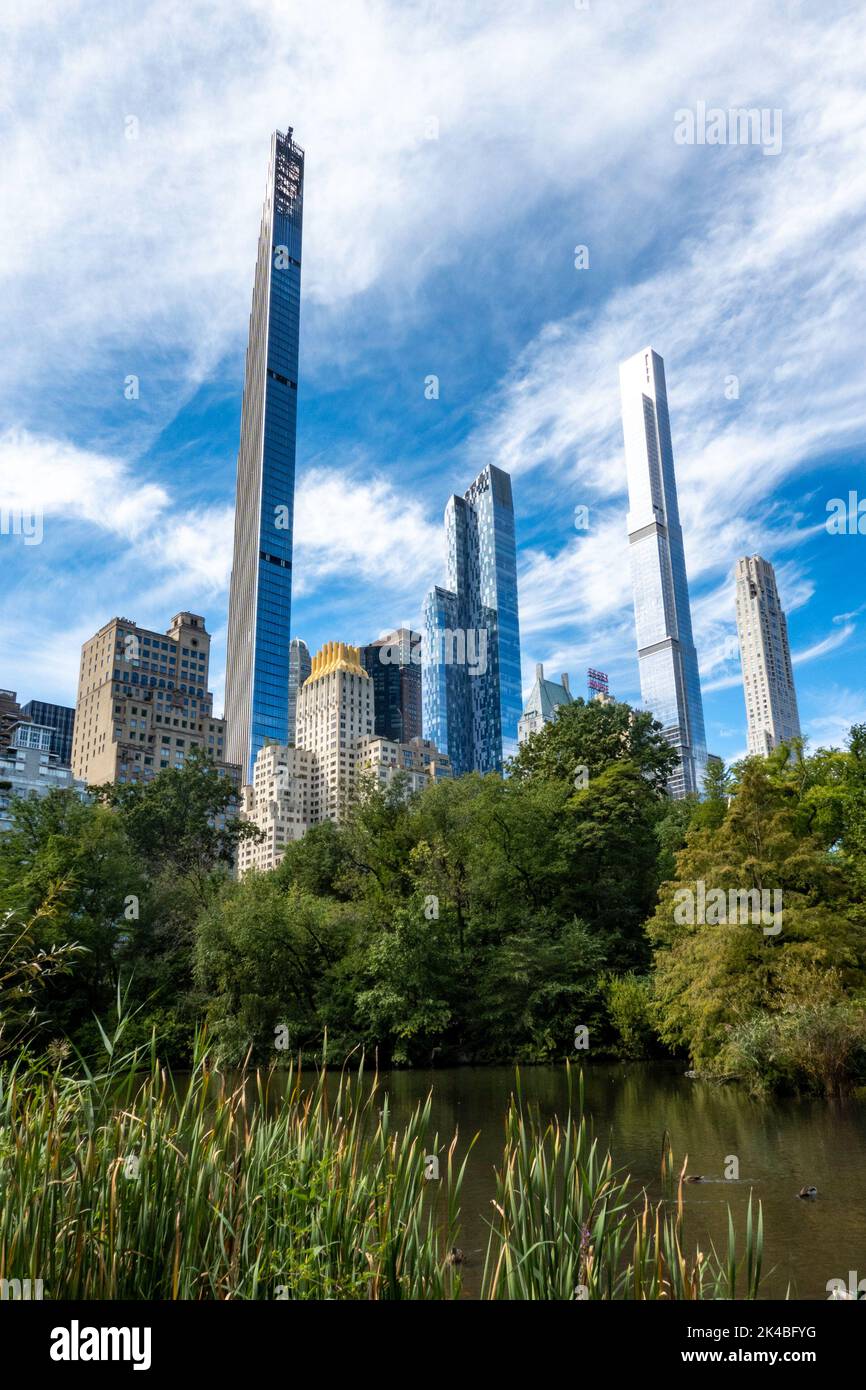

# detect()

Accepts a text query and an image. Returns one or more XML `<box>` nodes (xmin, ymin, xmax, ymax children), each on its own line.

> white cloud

<box><xmin>0</xmin><ymin>428</ymin><xmax>168</xmax><ymax>536</ymax></box>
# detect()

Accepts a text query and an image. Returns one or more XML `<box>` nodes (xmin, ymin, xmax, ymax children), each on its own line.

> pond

<box><xmin>367</xmin><ymin>1061</ymin><xmax>866</xmax><ymax>1300</ymax></box>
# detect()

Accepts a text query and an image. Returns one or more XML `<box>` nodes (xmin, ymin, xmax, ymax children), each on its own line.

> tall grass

<box><xmin>0</xmin><ymin>1020</ymin><xmax>469</xmax><ymax>1300</ymax></box>
<box><xmin>0</xmin><ymin>1036</ymin><xmax>763</xmax><ymax>1301</ymax></box>
<box><xmin>482</xmin><ymin>1068</ymin><xmax>764</xmax><ymax>1300</ymax></box>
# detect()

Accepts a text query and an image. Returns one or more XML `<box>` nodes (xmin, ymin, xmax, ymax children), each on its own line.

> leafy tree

<box><xmin>508</xmin><ymin>697</ymin><xmax>678</xmax><ymax>793</ymax></box>
<box><xmin>92</xmin><ymin>746</ymin><xmax>258</xmax><ymax>902</ymax></box>
<box><xmin>648</xmin><ymin>753</ymin><xmax>866</xmax><ymax>1078</ymax></box>
<box><xmin>194</xmin><ymin>876</ymin><xmax>357</xmax><ymax>1062</ymax></box>
<box><xmin>0</xmin><ymin>791</ymin><xmax>143</xmax><ymax>1037</ymax></box>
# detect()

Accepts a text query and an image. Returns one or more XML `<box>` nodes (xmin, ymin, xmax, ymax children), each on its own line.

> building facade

<box><xmin>357</xmin><ymin>734</ymin><xmax>452</xmax><ymax>792</ymax></box>
<box><xmin>236</xmin><ymin>740</ymin><xmax>313</xmax><ymax>875</ymax></box>
<box><xmin>22</xmin><ymin>700</ymin><xmax>75</xmax><ymax>766</ymax></box>
<box><xmin>295</xmin><ymin>642</ymin><xmax>374</xmax><ymax>823</ymax></box>
<box><xmin>71</xmin><ymin>612</ymin><xmax>239</xmax><ymax>787</ymax></box>
<box><xmin>619</xmin><ymin>347</ymin><xmax>708</xmax><ymax>798</ymax></box>
<box><xmin>0</xmin><ymin>690</ymin><xmax>27</xmax><ymax>747</ymax></box>
<box><xmin>735</xmin><ymin>555</ymin><xmax>801</xmax><ymax>756</ymax></box>
<box><xmin>287</xmin><ymin>637</ymin><xmax>311</xmax><ymax>745</ymax></box>
<box><xmin>238</xmin><ymin>645</ymin><xmax>452</xmax><ymax>874</ymax></box>
<box><xmin>0</xmin><ymin>721</ymin><xmax>86</xmax><ymax>834</ymax></box>
<box><xmin>422</xmin><ymin>464</ymin><xmax>522</xmax><ymax>776</ymax></box>
<box><xmin>518</xmin><ymin>665</ymin><xmax>574</xmax><ymax>744</ymax></box>
<box><xmin>225</xmin><ymin>128</ymin><xmax>305</xmax><ymax>782</ymax></box>
<box><xmin>361</xmin><ymin>629</ymin><xmax>422</xmax><ymax>744</ymax></box>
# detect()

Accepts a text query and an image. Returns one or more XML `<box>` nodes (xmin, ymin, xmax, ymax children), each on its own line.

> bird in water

<box><xmin>685</xmin><ymin>1175</ymin><xmax>705</xmax><ymax>1183</ymax></box>
<box><xmin>797</xmin><ymin>1186</ymin><xmax>818</xmax><ymax>1199</ymax></box>
<box><xmin>447</xmin><ymin>1247</ymin><xmax>465</xmax><ymax>1265</ymax></box>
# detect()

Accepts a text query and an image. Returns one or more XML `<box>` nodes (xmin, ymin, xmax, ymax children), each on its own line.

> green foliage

<box><xmin>0</xmin><ymin>900</ymin><xmax>86</xmax><ymax>1055</ymax></box>
<box><xmin>508</xmin><ymin>696</ymin><xmax>678</xmax><ymax>793</ymax></box>
<box><xmin>649</xmin><ymin>745</ymin><xmax>866</xmax><ymax>1087</ymax></box>
<box><xmin>600</xmin><ymin>972</ymin><xmax>657</xmax><ymax>1059</ymax></box>
<box><xmin>91</xmin><ymin>746</ymin><xmax>258</xmax><ymax>895</ymax></box>
<box><xmin>0</xmin><ymin>705</ymin><xmax>862</xmax><ymax>1092</ymax></box>
<box><xmin>0</xmin><ymin>1025</ymin><xmax>467</xmax><ymax>1300</ymax></box>
<box><xmin>482</xmin><ymin>1070</ymin><xmax>763</xmax><ymax>1300</ymax></box>
<box><xmin>194</xmin><ymin>877</ymin><xmax>356</xmax><ymax>1062</ymax></box>
<box><xmin>0</xmin><ymin>755</ymin><xmax>254</xmax><ymax>1057</ymax></box>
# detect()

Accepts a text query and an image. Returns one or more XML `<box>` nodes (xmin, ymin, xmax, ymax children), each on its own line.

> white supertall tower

<box><xmin>734</xmin><ymin>556</ymin><xmax>800</xmax><ymax>756</ymax></box>
<box><xmin>619</xmin><ymin>347</ymin><xmax>707</xmax><ymax>798</ymax></box>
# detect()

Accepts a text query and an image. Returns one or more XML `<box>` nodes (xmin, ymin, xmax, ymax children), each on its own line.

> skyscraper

<box><xmin>295</xmin><ymin>642</ymin><xmax>374</xmax><ymax>822</ymax></box>
<box><xmin>287</xmin><ymin>638</ymin><xmax>311</xmax><ymax>745</ymax></box>
<box><xmin>517</xmin><ymin>665</ymin><xmax>573</xmax><ymax>744</ymax></box>
<box><xmin>735</xmin><ymin>555</ymin><xmax>801</xmax><ymax>756</ymax></box>
<box><xmin>361</xmin><ymin>629</ymin><xmax>422</xmax><ymax>743</ymax></box>
<box><xmin>71</xmin><ymin>612</ymin><xmax>238</xmax><ymax>787</ymax></box>
<box><xmin>225</xmin><ymin>128</ymin><xmax>304</xmax><ymax>782</ymax></box>
<box><xmin>619</xmin><ymin>347</ymin><xmax>707</xmax><ymax>798</ymax></box>
<box><xmin>423</xmin><ymin>464</ymin><xmax>522</xmax><ymax>775</ymax></box>
<box><xmin>22</xmin><ymin>700</ymin><xmax>75</xmax><ymax>766</ymax></box>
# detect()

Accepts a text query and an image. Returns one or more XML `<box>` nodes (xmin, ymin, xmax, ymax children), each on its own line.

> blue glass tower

<box><xmin>225</xmin><ymin>129</ymin><xmax>304</xmax><ymax>781</ymax></box>
<box><xmin>619</xmin><ymin>347</ymin><xmax>707</xmax><ymax>797</ymax></box>
<box><xmin>423</xmin><ymin>465</ymin><xmax>522</xmax><ymax>775</ymax></box>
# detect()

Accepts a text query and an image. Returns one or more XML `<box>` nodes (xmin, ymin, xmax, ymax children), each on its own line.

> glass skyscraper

<box><xmin>21</xmin><ymin>700</ymin><xmax>75</xmax><ymax>766</ymax></box>
<box><xmin>619</xmin><ymin>347</ymin><xmax>707</xmax><ymax>798</ymax></box>
<box><xmin>225</xmin><ymin>128</ymin><xmax>304</xmax><ymax>782</ymax></box>
<box><xmin>287</xmin><ymin>637</ymin><xmax>311</xmax><ymax>746</ymax></box>
<box><xmin>361</xmin><ymin>629</ymin><xmax>423</xmax><ymax>744</ymax></box>
<box><xmin>423</xmin><ymin>464</ymin><xmax>522</xmax><ymax>776</ymax></box>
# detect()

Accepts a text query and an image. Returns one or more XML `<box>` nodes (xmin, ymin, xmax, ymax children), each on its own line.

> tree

<box><xmin>194</xmin><ymin>876</ymin><xmax>357</xmax><ymax>1062</ymax></box>
<box><xmin>0</xmin><ymin>790</ymin><xmax>143</xmax><ymax>1038</ymax></box>
<box><xmin>508</xmin><ymin>697</ymin><xmax>678</xmax><ymax>793</ymax></box>
<box><xmin>92</xmin><ymin>747</ymin><xmax>258</xmax><ymax>901</ymax></box>
<box><xmin>648</xmin><ymin>752</ymin><xmax>866</xmax><ymax>1076</ymax></box>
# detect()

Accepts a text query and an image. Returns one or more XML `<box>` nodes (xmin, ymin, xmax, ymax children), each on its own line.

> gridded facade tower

<box><xmin>237</xmin><ymin>740</ymin><xmax>313</xmax><ymax>875</ymax></box>
<box><xmin>225</xmin><ymin>128</ymin><xmax>304</xmax><ymax>782</ymax></box>
<box><xmin>295</xmin><ymin>643</ymin><xmax>374</xmax><ymax>823</ymax></box>
<box><xmin>22</xmin><ymin>700</ymin><xmax>75</xmax><ymax>766</ymax></box>
<box><xmin>71</xmin><ymin>612</ymin><xmax>238</xmax><ymax>787</ymax></box>
<box><xmin>735</xmin><ymin>555</ymin><xmax>801</xmax><ymax>756</ymax></box>
<box><xmin>422</xmin><ymin>465</ymin><xmax>522</xmax><ymax>776</ymax></box>
<box><xmin>287</xmin><ymin>637</ymin><xmax>311</xmax><ymax>745</ymax></box>
<box><xmin>361</xmin><ymin>629</ymin><xmax>422</xmax><ymax>744</ymax></box>
<box><xmin>619</xmin><ymin>347</ymin><xmax>707</xmax><ymax>798</ymax></box>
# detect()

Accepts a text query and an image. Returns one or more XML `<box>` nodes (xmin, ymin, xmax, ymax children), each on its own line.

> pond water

<box><xmin>366</xmin><ymin>1061</ymin><xmax>866</xmax><ymax>1300</ymax></box>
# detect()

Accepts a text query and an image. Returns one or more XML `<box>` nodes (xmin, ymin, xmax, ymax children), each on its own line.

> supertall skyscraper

<box><xmin>225</xmin><ymin>128</ymin><xmax>304</xmax><ymax>782</ymax></box>
<box><xmin>734</xmin><ymin>555</ymin><xmax>801</xmax><ymax>756</ymax></box>
<box><xmin>619</xmin><ymin>347</ymin><xmax>707</xmax><ymax>798</ymax></box>
<box><xmin>423</xmin><ymin>464</ymin><xmax>522</xmax><ymax>775</ymax></box>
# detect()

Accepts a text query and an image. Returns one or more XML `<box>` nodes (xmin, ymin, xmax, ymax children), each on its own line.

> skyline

<box><xmin>2</xmin><ymin>1</ymin><xmax>866</xmax><ymax>768</ymax></box>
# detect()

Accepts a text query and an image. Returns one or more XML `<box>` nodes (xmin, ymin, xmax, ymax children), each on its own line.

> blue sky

<box><xmin>1</xmin><ymin>0</ymin><xmax>864</xmax><ymax>764</ymax></box>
